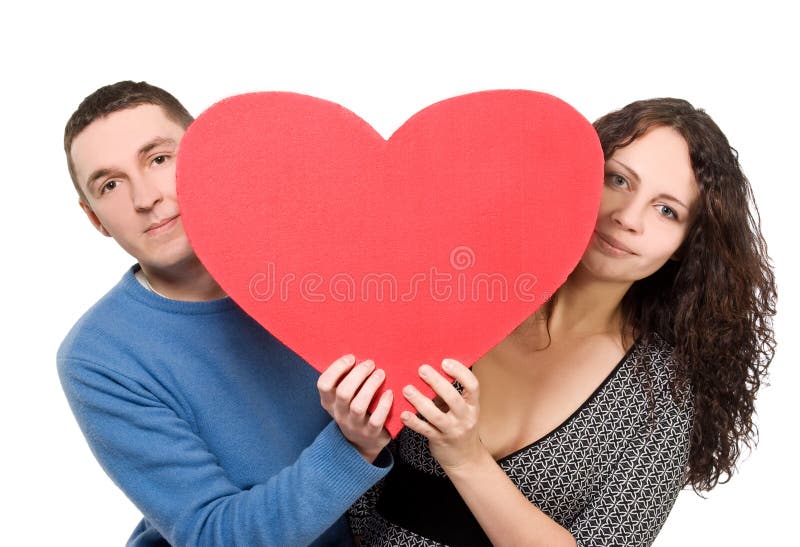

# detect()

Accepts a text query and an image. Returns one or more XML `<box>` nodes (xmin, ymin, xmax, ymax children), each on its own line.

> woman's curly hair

<box><xmin>592</xmin><ymin>98</ymin><xmax>777</xmax><ymax>491</ymax></box>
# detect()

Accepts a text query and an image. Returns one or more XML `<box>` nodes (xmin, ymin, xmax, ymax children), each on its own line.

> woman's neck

<box><xmin>546</xmin><ymin>263</ymin><xmax>633</xmax><ymax>340</ymax></box>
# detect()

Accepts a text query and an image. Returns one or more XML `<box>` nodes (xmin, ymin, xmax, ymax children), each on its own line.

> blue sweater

<box><xmin>57</xmin><ymin>267</ymin><xmax>391</xmax><ymax>546</ymax></box>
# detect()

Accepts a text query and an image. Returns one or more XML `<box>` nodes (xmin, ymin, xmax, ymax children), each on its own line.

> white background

<box><xmin>2</xmin><ymin>1</ymin><xmax>796</xmax><ymax>544</ymax></box>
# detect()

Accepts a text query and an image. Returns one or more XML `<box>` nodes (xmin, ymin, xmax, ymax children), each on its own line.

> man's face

<box><xmin>70</xmin><ymin>104</ymin><xmax>194</xmax><ymax>276</ymax></box>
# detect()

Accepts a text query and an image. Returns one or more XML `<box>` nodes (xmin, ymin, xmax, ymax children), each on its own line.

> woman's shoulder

<box><xmin>631</xmin><ymin>331</ymin><xmax>693</xmax><ymax>415</ymax></box>
<box><xmin>639</xmin><ymin>331</ymin><xmax>677</xmax><ymax>369</ymax></box>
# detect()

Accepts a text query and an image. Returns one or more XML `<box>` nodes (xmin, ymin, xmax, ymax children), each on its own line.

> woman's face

<box><xmin>580</xmin><ymin>125</ymin><xmax>700</xmax><ymax>283</ymax></box>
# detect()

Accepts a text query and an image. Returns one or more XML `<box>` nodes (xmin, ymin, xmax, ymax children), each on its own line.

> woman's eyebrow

<box><xmin>607</xmin><ymin>158</ymin><xmax>641</xmax><ymax>183</ymax></box>
<box><xmin>608</xmin><ymin>158</ymin><xmax>690</xmax><ymax>210</ymax></box>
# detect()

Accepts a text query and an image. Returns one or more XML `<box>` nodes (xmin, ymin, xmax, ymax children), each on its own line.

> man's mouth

<box><xmin>145</xmin><ymin>214</ymin><xmax>180</xmax><ymax>235</ymax></box>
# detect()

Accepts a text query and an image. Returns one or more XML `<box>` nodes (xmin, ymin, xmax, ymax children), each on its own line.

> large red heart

<box><xmin>177</xmin><ymin>91</ymin><xmax>602</xmax><ymax>435</ymax></box>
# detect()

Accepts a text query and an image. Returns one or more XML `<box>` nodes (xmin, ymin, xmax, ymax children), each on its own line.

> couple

<box><xmin>58</xmin><ymin>81</ymin><xmax>775</xmax><ymax>546</ymax></box>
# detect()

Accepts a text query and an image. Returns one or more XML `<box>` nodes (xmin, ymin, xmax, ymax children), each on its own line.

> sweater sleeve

<box><xmin>58</xmin><ymin>357</ymin><xmax>392</xmax><ymax>547</ymax></box>
<box><xmin>568</xmin><ymin>394</ymin><xmax>692</xmax><ymax>547</ymax></box>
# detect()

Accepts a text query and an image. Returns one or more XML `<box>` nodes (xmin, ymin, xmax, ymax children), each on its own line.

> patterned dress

<box><xmin>349</xmin><ymin>334</ymin><xmax>693</xmax><ymax>547</ymax></box>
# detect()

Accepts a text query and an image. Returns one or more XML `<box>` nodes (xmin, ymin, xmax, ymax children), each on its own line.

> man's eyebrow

<box><xmin>84</xmin><ymin>138</ymin><xmax>178</xmax><ymax>191</ymax></box>
<box><xmin>138</xmin><ymin>137</ymin><xmax>177</xmax><ymax>160</ymax></box>
<box><xmin>85</xmin><ymin>168</ymin><xmax>114</xmax><ymax>191</ymax></box>
<box><xmin>608</xmin><ymin>158</ymin><xmax>690</xmax><ymax>210</ymax></box>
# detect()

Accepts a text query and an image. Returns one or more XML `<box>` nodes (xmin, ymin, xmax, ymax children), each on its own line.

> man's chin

<box><xmin>138</xmin><ymin>246</ymin><xmax>199</xmax><ymax>276</ymax></box>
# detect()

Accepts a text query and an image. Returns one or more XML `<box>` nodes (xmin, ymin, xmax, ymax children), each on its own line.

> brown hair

<box><xmin>587</xmin><ymin>98</ymin><xmax>776</xmax><ymax>491</ymax></box>
<box><xmin>64</xmin><ymin>80</ymin><xmax>194</xmax><ymax>201</ymax></box>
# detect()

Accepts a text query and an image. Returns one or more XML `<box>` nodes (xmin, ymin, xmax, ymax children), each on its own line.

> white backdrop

<box><xmin>2</xmin><ymin>1</ymin><xmax>796</xmax><ymax>544</ymax></box>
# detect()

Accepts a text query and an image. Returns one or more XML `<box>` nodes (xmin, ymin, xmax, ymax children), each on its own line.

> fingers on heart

<box><xmin>368</xmin><ymin>390</ymin><xmax>393</xmax><ymax>428</ymax></box>
<box><xmin>349</xmin><ymin>369</ymin><xmax>386</xmax><ymax>416</ymax></box>
<box><xmin>335</xmin><ymin>359</ymin><xmax>375</xmax><ymax>404</ymax></box>
<box><xmin>317</xmin><ymin>354</ymin><xmax>356</xmax><ymax>393</ymax></box>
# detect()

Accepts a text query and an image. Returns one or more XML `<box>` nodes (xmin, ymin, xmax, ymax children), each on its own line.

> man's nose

<box><xmin>131</xmin><ymin>175</ymin><xmax>164</xmax><ymax>212</ymax></box>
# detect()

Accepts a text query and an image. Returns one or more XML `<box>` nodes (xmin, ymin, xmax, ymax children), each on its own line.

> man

<box><xmin>58</xmin><ymin>81</ymin><xmax>394</xmax><ymax>546</ymax></box>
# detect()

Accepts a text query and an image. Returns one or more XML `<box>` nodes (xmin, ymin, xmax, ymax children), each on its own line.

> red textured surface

<box><xmin>177</xmin><ymin>90</ymin><xmax>603</xmax><ymax>435</ymax></box>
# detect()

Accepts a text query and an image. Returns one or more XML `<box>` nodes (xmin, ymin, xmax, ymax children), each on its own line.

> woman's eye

<box><xmin>659</xmin><ymin>205</ymin><xmax>678</xmax><ymax>220</ymax></box>
<box><xmin>606</xmin><ymin>174</ymin><xmax>629</xmax><ymax>188</ymax></box>
<box><xmin>100</xmin><ymin>180</ymin><xmax>118</xmax><ymax>194</ymax></box>
<box><xmin>152</xmin><ymin>155</ymin><xmax>168</xmax><ymax>166</ymax></box>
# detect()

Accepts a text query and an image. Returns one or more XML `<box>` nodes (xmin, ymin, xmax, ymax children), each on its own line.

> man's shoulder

<box><xmin>59</xmin><ymin>267</ymin><xmax>138</xmax><ymax>344</ymax></box>
<box><xmin>55</xmin><ymin>267</ymin><xmax>282</xmax><ymax>381</ymax></box>
<box><xmin>56</xmin><ymin>269</ymin><xmax>142</xmax><ymax>377</ymax></box>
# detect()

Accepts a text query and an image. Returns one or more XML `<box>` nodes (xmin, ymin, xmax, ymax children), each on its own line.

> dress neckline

<box><xmin>494</xmin><ymin>337</ymin><xmax>640</xmax><ymax>464</ymax></box>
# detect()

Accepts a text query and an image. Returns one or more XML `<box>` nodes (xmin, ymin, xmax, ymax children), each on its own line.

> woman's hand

<box><xmin>400</xmin><ymin>358</ymin><xmax>487</xmax><ymax>470</ymax></box>
<box><xmin>317</xmin><ymin>354</ymin><xmax>393</xmax><ymax>463</ymax></box>
<box><xmin>402</xmin><ymin>360</ymin><xmax>576</xmax><ymax>546</ymax></box>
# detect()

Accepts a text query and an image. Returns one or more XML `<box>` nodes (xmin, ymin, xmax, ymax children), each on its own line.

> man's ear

<box><xmin>79</xmin><ymin>200</ymin><xmax>111</xmax><ymax>237</ymax></box>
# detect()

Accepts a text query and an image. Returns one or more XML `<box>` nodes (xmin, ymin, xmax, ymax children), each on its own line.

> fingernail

<box><xmin>401</xmin><ymin>411</ymin><xmax>412</xmax><ymax>421</ymax></box>
<box><xmin>442</xmin><ymin>358</ymin><xmax>457</xmax><ymax>370</ymax></box>
<box><xmin>403</xmin><ymin>385</ymin><xmax>414</xmax><ymax>397</ymax></box>
<box><xmin>383</xmin><ymin>389</ymin><xmax>393</xmax><ymax>399</ymax></box>
<box><xmin>344</xmin><ymin>354</ymin><xmax>356</xmax><ymax>365</ymax></box>
<box><xmin>362</xmin><ymin>359</ymin><xmax>375</xmax><ymax>370</ymax></box>
<box><xmin>419</xmin><ymin>364</ymin><xmax>431</xmax><ymax>377</ymax></box>
<box><xmin>373</xmin><ymin>368</ymin><xmax>385</xmax><ymax>380</ymax></box>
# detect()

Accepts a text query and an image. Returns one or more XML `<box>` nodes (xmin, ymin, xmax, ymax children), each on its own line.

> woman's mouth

<box><xmin>593</xmin><ymin>231</ymin><xmax>635</xmax><ymax>256</ymax></box>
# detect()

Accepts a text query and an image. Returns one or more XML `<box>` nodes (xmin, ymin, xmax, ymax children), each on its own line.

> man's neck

<box><xmin>139</xmin><ymin>257</ymin><xmax>226</xmax><ymax>302</ymax></box>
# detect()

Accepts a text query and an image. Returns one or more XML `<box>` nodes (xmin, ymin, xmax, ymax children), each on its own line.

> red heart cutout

<box><xmin>177</xmin><ymin>91</ymin><xmax>602</xmax><ymax>435</ymax></box>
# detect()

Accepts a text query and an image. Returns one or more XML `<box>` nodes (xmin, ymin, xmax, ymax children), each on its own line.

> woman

<box><xmin>345</xmin><ymin>98</ymin><xmax>777</xmax><ymax>546</ymax></box>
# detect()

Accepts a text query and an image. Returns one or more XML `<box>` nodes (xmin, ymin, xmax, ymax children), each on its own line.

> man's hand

<box><xmin>317</xmin><ymin>354</ymin><xmax>393</xmax><ymax>462</ymax></box>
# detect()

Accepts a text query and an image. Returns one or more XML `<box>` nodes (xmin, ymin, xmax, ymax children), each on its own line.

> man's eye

<box><xmin>101</xmin><ymin>180</ymin><xmax>118</xmax><ymax>194</ymax></box>
<box><xmin>152</xmin><ymin>155</ymin><xmax>169</xmax><ymax>166</ymax></box>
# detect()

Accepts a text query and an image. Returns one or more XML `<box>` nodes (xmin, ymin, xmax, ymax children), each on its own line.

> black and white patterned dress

<box><xmin>349</xmin><ymin>334</ymin><xmax>693</xmax><ymax>547</ymax></box>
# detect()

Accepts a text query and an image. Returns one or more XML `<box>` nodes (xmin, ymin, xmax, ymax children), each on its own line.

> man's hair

<box><xmin>64</xmin><ymin>80</ymin><xmax>194</xmax><ymax>201</ymax></box>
